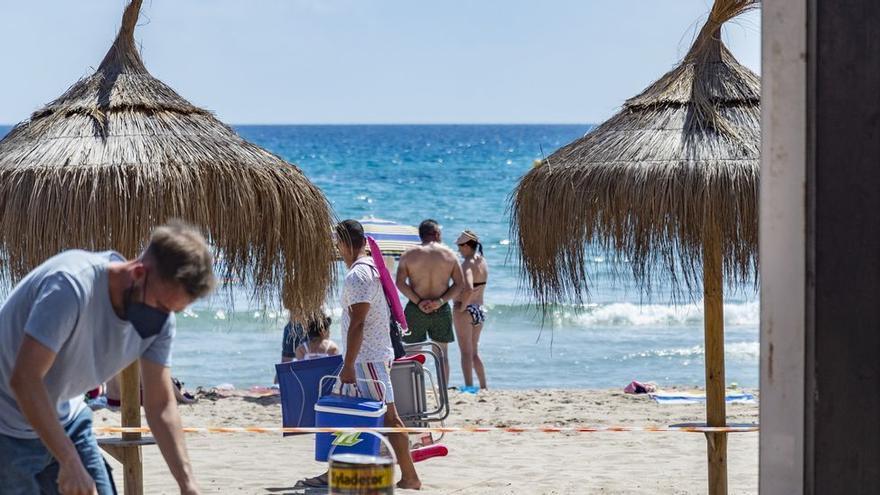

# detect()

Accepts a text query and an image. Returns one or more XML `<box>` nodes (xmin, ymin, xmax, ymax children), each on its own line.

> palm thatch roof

<box><xmin>0</xmin><ymin>0</ymin><xmax>335</xmax><ymax>315</ymax></box>
<box><xmin>511</xmin><ymin>0</ymin><xmax>760</xmax><ymax>306</ymax></box>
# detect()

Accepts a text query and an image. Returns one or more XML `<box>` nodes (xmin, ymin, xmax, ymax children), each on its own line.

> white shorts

<box><xmin>338</xmin><ymin>361</ymin><xmax>394</xmax><ymax>404</ymax></box>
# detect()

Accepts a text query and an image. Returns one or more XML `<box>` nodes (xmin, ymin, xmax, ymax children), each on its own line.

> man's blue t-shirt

<box><xmin>0</xmin><ymin>250</ymin><xmax>175</xmax><ymax>438</ymax></box>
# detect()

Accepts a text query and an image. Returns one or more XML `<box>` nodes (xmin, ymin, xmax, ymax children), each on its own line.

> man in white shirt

<box><xmin>336</xmin><ymin>219</ymin><xmax>420</xmax><ymax>490</ymax></box>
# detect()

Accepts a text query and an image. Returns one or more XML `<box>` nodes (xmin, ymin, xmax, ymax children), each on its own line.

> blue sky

<box><xmin>0</xmin><ymin>1</ymin><xmax>760</xmax><ymax>124</ymax></box>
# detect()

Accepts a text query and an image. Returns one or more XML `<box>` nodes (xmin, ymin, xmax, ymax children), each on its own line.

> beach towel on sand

<box><xmin>649</xmin><ymin>392</ymin><xmax>756</xmax><ymax>405</ymax></box>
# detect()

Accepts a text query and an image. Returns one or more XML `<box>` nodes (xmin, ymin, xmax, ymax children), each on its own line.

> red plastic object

<box><xmin>394</xmin><ymin>353</ymin><xmax>426</xmax><ymax>365</ymax></box>
<box><xmin>411</xmin><ymin>444</ymin><xmax>448</xmax><ymax>463</ymax></box>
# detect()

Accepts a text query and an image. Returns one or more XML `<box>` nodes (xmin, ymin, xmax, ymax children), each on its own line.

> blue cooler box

<box><xmin>314</xmin><ymin>394</ymin><xmax>387</xmax><ymax>461</ymax></box>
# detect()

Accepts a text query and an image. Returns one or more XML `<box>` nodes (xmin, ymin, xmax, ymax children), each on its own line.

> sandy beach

<box><xmin>94</xmin><ymin>389</ymin><xmax>758</xmax><ymax>494</ymax></box>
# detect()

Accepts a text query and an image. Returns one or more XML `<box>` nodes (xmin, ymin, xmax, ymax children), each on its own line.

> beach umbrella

<box><xmin>0</xmin><ymin>1</ymin><xmax>337</xmax><ymax>492</ymax></box>
<box><xmin>360</xmin><ymin>217</ymin><xmax>420</xmax><ymax>257</ymax></box>
<box><xmin>0</xmin><ymin>0</ymin><xmax>336</xmax><ymax>317</ymax></box>
<box><xmin>510</xmin><ymin>1</ymin><xmax>759</xmax><ymax>493</ymax></box>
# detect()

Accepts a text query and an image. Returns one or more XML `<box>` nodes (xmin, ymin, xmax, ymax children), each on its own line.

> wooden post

<box><xmin>703</xmin><ymin>236</ymin><xmax>728</xmax><ymax>495</ymax></box>
<box><xmin>120</xmin><ymin>361</ymin><xmax>144</xmax><ymax>495</ymax></box>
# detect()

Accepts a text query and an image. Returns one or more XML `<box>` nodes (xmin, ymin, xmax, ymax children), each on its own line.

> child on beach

<box><xmin>295</xmin><ymin>314</ymin><xmax>339</xmax><ymax>360</ymax></box>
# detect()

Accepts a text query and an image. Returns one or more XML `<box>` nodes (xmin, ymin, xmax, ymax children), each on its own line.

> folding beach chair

<box><xmin>391</xmin><ymin>342</ymin><xmax>450</xmax><ymax>428</ymax></box>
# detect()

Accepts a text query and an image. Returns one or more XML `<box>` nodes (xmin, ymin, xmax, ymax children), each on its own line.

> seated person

<box><xmin>98</xmin><ymin>374</ymin><xmax>194</xmax><ymax>409</ymax></box>
<box><xmin>295</xmin><ymin>314</ymin><xmax>339</xmax><ymax>360</ymax></box>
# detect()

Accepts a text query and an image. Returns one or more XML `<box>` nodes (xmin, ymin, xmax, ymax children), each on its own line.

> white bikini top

<box><xmin>297</xmin><ymin>342</ymin><xmax>330</xmax><ymax>361</ymax></box>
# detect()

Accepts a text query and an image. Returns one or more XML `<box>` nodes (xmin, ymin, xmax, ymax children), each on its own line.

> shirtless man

<box><xmin>396</xmin><ymin>219</ymin><xmax>464</xmax><ymax>384</ymax></box>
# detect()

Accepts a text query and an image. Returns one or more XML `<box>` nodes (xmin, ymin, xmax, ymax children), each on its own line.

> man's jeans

<box><xmin>0</xmin><ymin>407</ymin><xmax>116</xmax><ymax>494</ymax></box>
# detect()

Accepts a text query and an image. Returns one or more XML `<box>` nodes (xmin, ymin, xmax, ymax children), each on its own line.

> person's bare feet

<box><xmin>397</xmin><ymin>477</ymin><xmax>422</xmax><ymax>490</ymax></box>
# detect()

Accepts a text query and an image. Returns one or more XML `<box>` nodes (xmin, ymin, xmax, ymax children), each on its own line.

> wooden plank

<box><xmin>99</xmin><ymin>437</ymin><xmax>157</xmax><ymax>447</ymax></box>
<box><xmin>120</xmin><ymin>361</ymin><xmax>143</xmax><ymax>495</ymax></box>
<box><xmin>98</xmin><ymin>436</ymin><xmax>156</xmax><ymax>464</ymax></box>
<box><xmin>703</xmin><ymin>236</ymin><xmax>727</xmax><ymax>495</ymax></box>
<box><xmin>98</xmin><ymin>438</ymin><xmax>158</xmax><ymax>464</ymax></box>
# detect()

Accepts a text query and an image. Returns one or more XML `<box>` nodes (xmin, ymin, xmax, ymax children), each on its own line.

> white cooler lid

<box><xmin>314</xmin><ymin>404</ymin><xmax>387</xmax><ymax>418</ymax></box>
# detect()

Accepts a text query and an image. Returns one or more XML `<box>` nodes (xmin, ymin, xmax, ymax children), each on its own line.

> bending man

<box><xmin>0</xmin><ymin>221</ymin><xmax>215</xmax><ymax>495</ymax></box>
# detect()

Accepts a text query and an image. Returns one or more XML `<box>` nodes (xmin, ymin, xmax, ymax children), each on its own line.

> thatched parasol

<box><xmin>510</xmin><ymin>1</ymin><xmax>759</xmax><ymax>493</ymax></box>
<box><xmin>0</xmin><ymin>2</ymin><xmax>337</xmax><ymax>492</ymax></box>
<box><xmin>0</xmin><ymin>0</ymin><xmax>335</xmax><ymax>317</ymax></box>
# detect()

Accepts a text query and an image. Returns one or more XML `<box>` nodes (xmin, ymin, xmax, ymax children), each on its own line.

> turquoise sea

<box><xmin>0</xmin><ymin>124</ymin><xmax>759</xmax><ymax>390</ymax></box>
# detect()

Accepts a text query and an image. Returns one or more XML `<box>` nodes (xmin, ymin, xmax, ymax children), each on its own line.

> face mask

<box><xmin>124</xmin><ymin>275</ymin><xmax>170</xmax><ymax>339</ymax></box>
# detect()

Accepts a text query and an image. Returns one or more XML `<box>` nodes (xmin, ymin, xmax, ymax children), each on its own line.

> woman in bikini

<box><xmin>453</xmin><ymin>230</ymin><xmax>489</xmax><ymax>391</ymax></box>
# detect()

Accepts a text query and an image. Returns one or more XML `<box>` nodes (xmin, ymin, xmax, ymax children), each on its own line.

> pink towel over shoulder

<box><xmin>367</xmin><ymin>236</ymin><xmax>408</xmax><ymax>332</ymax></box>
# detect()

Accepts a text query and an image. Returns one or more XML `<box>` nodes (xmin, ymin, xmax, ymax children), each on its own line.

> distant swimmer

<box><xmin>453</xmin><ymin>230</ymin><xmax>489</xmax><ymax>391</ymax></box>
<box><xmin>396</xmin><ymin>219</ymin><xmax>464</xmax><ymax>384</ymax></box>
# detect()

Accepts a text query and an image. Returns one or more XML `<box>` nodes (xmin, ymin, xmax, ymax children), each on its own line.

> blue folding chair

<box><xmin>275</xmin><ymin>355</ymin><xmax>343</xmax><ymax>435</ymax></box>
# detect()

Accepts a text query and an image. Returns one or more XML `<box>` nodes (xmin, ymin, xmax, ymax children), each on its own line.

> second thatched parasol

<box><xmin>0</xmin><ymin>0</ymin><xmax>336</xmax><ymax>318</ymax></box>
<box><xmin>511</xmin><ymin>1</ymin><xmax>760</xmax><ymax>494</ymax></box>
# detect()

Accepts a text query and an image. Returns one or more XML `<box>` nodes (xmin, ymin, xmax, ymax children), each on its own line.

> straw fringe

<box><xmin>511</xmin><ymin>0</ymin><xmax>759</xmax><ymax>306</ymax></box>
<box><xmin>0</xmin><ymin>0</ymin><xmax>335</xmax><ymax>315</ymax></box>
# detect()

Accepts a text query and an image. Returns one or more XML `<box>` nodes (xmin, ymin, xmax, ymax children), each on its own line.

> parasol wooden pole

<box><xmin>703</xmin><ymin>234</ymin><xmax>727</xmax><ymax>495</ymax></box>
<box><xmin>120</xmin><ymin>361</ymin><xmax>144</xmax><ymax>495</ymax></box>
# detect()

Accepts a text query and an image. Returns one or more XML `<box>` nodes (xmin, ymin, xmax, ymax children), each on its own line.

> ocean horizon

<box><xmin>0</xmin><ymin>124</ymin><xmax>759</xmax><ymax>390</ymax></box>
